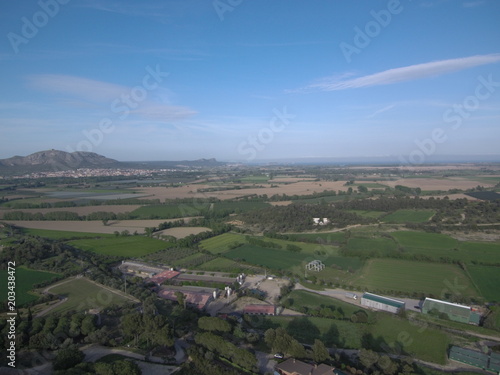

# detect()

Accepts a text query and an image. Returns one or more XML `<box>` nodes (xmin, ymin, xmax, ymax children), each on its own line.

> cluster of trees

<box><xmin>0</xmin><ymin>311</ymin><xmax>99</xmax><ymax>368</ymax></box>
<box><xmin>242</xmin><ymin>203</ymin><xmax>374</xmax><ymax>232</ymax></box>
<box><xmin>121</xmin><ymin>312</ymin><xmax>174</xmax><ymax>348</ymax></box>
<box><xmin>195</xmin><ymin>331</ymin><xmax>257</xmax><ymax>372</ymax></box>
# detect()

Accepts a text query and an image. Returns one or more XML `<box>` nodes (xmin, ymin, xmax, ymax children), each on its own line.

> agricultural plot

<box><xmin>391</xmin><ymin>231</ymin><xmax>500</xmax><ymax>265</ymax></box>
<box><xmin>382</xmin><ymin>209</ymin><xmax>435</xmax><ymax>223</ymax></box>
<box><xmin>468</xmin><ymin>265</ymin><xmax>500</xmax><ymax>302</ymax></box>
<box><xmin>199</xmin><ymin>232</ymin><xmax>247</xmax><ymax>254</ymax></box>
<box><xmin>225</xmin><ymin>244</ymin><xmax>307</xmax><ymax>270</ymax></box>
<box><xmin>22</xmin><ymin>228</ymin><xmax>115</xmax><ymax>240</ymax></box>
<box><xmin>346</xmin><ymin>237</ymin><xmax>399</xmax><ymax>258</ymax></box>
<box><xmin>158</xmin><ymin>227</ymin><xmax>211</xmax><ymax>239</ymax></box>
<box><xmin>260</xmin><ymin>314</ymin><xmax>448</xmax><ymax>364</ymax></box>
<box><xmin>68</xmin><ymin>236</ymin><xmax>170</xmax><ymax>257</ymax></box>
<box><xmin>351</xmin><ymin>259</ymin><xmax>479</xmax><ymax>298</ymax></box>
<box><xmin>0</xmin><ymin>267</ymin><xmax>60</xmax><ymax>306</ymax></box>
<box><xmin>284</xmin><ymin>290</ymin><xmax>369</xmax><ymax>318</ymax></box>
<box><xmin>197</xmin><ymin>257</ymin><xmax>252</xmax><ymax>273</ymax></box>
<box><xmin>286</xmin><ymin>232</ymin><xmax>346</xmax><ymax>244</ymax></box>
<box><xmin>46</xmin><ymin>278</ymin><xmax>134</xmax><ymax>314</ymax></box>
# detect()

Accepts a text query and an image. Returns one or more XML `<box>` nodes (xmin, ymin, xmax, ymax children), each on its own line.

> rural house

<box><xmin>275</xmin><ymin>358</ymin><xmax>335</xmax><ymax>375</ymax></box>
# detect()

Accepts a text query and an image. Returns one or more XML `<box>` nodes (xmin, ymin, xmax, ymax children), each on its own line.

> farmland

<box><xmin>200</xmin><ymin>232</ymin><xmax>246</xmax><ymax>254</ymax></box>
<box><xmin>225</xmin><ymin>244</ymin><xmax>307</xmax><ymax>270</ymax></box>
<box><xmin>350</xmin><ymin>259</ymin><xmax>479</xmax><ymax>298</ymax></box>
<box><xmin>259</xmin><ymin>313</ymin><xmax>449</xmax><ymax>364</ymax></box>
<box><xmin>45</xmin><ymin>277</ymin><xmax>135</xmax><ymax>314</ymax></box>
<box><xmin>468</xmin><ymin>265</ymin><xmax>500</xmax><ymax>302</ymax></box>
<box><xmin>68</xmin><ymin>236</ymin><xmax>171</xmax><ymax>257</ymax></box>
<box><xmin>0</xmin><ymin>267</ymin><xmax>61</xmax><ymax>306</ymax></box>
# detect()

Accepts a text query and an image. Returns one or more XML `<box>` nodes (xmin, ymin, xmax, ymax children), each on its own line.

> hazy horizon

<box><xmin>1</xmin><ymin>1</ymin><xmax>500</xmax><ymax>164</ymax></box>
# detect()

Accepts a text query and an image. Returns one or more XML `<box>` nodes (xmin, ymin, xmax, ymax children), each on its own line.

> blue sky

<box><xmin>1</xmin><ymin>0</ymin><xmax>499</xmax><ymax>163</ymax></box>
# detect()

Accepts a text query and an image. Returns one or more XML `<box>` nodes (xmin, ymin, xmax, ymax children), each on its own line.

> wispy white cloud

<box><xmin>294</xmin><ymin>53</ymin><xmax>500</xmax><ymax>92</ymax></box>
<box><xmin>366</xmin><ymin>104</ymin><xmax>396</xmax><ymax>119</ymax></box>
<box><xmin>25</xmin><ymin>74</ymin><xmax>196</xmax><ymax>121</ymax></box>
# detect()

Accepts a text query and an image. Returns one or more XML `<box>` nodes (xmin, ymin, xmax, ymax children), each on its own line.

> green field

<box><xmin>259</xmin><ymin>314</ymin><xmax>448</xmax><ymax>364</ymax></box>
<box><xmin>225</xmin><ymin>244</ymin><xmax>307</xmax><ymax>270</ymax></box>
<box><xmin>346</xmin><ymin>237</ymin><xmax>399</xmax><ymax>258</ymax></box>
<box><xmin>131</xmin><ymin>201</ymin><xmax>270</xmax><ymax>219</ymax></box>
<box><xmin>47</xmin><ymin>278</ymin><xmax>133</xmax><ymax>314</ymax></box>
<box><xmin>285</xmin><ymin>290</ymin><xmax>369</xmax><ymax>318</ymax></box>
<box><xmin>286</xmin><ymin>232</ymin><xmax>346</xmax><ymax>244</ymax></box>
<box><xmin>391</xmin><ymin>231</ymin><xmax>500</xmax><ymax>264</ymax></box>
<box><xmin>468</xmin><ymin>265</ymin><xmax>500</xmax><ymax>302</ymax></box>
<box><xmin>351</xmin><ymin>259</ymin><xmax>479</xmax><ymax>298</ymax></box>
<box><xmin>199</xmin><ymin>232</ymin><xmax>247</xmax><ymax>254</ymax></box>
<box><xmin>197</xmin><ymin>257</ymin><xmax>251</xmax><ymax>273</ymax></box>
<box><xmin>23</xmin><ymin>228</ymin><xmax>115</xmax><ymax>240</ymax></box>
<box><xmin>382</xmin><ymin>209</ymin><xmax>435</xmax><ymax>223</ymax></box>
<box><xmin>68</xmin><ymin>236</ymin><xmax>170</xmax><ymax>257</ymax></box>
<box><xmin>0</xmin><ymin>267</ymin><xmax>61</xmax><ymax>306</ymax></box>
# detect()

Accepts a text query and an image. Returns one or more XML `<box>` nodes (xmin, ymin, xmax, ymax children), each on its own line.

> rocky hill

<box><xmin>0</xmin><ymin>150</ymin><xmax>120</xmax><ymax>174</ymax></box>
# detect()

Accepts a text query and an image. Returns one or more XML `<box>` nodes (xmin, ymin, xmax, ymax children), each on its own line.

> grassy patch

<box><xmin>382</xmin><ymin>209</ymin><xmax>435</xmax><ymax>223</ymax></box>
<box><xmin>68</xmin><ymin>236</ymin><xmax>170</xmax><ymax>257</ymax></box>
<box><xmin>0</xmin><ymin>267</ymin><xmax>61</xmax><ymax>306</ymax></box>
<box><xmin>286</xmin><ymin>232</ymin><xmax>346</xmax><ymax>244</ymax></box>
<box><xmin>392</xmin><ymin>231</ymin><xmax>500</xmax><ymax>265</ymax></box>
<box><xmin>348</xmin><ymin>210</ymin><xmax>387</xmax><ymax>219</ymax></box>
<box><xmin>346</xmin><ymin>237</ymin><xmax>399</xmax><ymax>258</ymax></box>
<box><xmin>47</xmin><ymin>278</ymin><xmax>133</xmax><ymax>314</ymax></box>
<box><xmin>225</xmin><ymin>244</ymin><xmax>308</xmax><ymax>270</ymax></box>
<box><xmin>351</xmin><ymin>259</ymin><xmax>479</xmax><ymax>298</ymax></box>
<box><xmin>23</xmin><ymin>228</ymin><xmax>114</xmax><ymax>240</ymax></box>
<box><xmin>197</xmin><ymin>257</ymin><xmax>251</xmax><ymax>273</ymax></box>
<box><xmin>468</xmin><ymin>265</ymin><xmax>500</xmax><ymax>302</ymax></box>
<box><xmin>199</xmin><ymin>232</ymin><xmax>247</xmax><ymax>254</ymax></box>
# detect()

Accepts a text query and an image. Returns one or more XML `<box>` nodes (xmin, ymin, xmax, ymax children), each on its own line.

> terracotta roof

<box><xmin>148</xmin><ymin>270</ymin><xmax>180</xmax><ymax>284</ymax></box>
<box><xmin>276</xmin><ymin>358</ymin><xmax>335</xmax><ymax>375</ymax></box>
<box><xmin>157</xmin><ymin>289</ymin><xmax>212</xmax><ymax>309</ymax></box>
<box><xmin>243</xmin><ymin>304</ymin><xmax>275</xmax><ymax>315</ymax></box>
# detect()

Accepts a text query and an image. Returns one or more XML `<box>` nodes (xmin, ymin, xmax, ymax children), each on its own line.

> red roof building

<box><xmin>157</xmin><ymin>289</ymin><xmax>213</xmax><ymax>310</ymax></box>
<box><xmin>276</xmin><ymin>358</ymin><xmax>335</xmax><ymax>375</ymax></box>
<box><xmin>148</xmin><ymin>270</ymin><xmax>180</xmax><ymax>285</ymax></box>
<box><xmin>243</xmin><ymin>304</ymin><xmax>275</xmax><ymax>315</ymax></box>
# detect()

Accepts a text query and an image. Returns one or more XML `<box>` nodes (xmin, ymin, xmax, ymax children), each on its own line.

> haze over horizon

<box><xmin>1</xmin><ymin>0</ymin><xmax>500</xmax><ymax>163</ymax></box>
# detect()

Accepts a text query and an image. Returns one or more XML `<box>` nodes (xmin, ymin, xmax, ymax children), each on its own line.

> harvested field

<box><xmin>384</xmin><ymin>177</ymin><xmax>495</xmax><ymax>191</ymax></box>
<box><xmin>157</xmin><ymin>226</ymin><xmax>211</xmax><ymax>238</ymax></box>
<box><xmin>4</xmin><ymin>219</ymin><xmax>191</xmax><ymax>234</ymax></box>
<box><xmin>421</xmin><ymin>193</ymin><xmax>480</xmax><ymax>201</ymax></box>
<box><xmin>0</xmin><ymin>205</ymin><xmax>141</xmax><ymax>219</ymax></box>
<box><xmin>137</xmin><ymin>180</ymin><xmax>351</xmax><ymax>201</ymax></box>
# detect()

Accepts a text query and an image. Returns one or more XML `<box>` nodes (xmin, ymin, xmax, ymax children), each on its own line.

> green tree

<box><xmin>53</xmin><ymin>347</ymin><xmax>85</xmax><ymax>371</ymax></box>
<box><xmin>312</xmin><ymin>339</ymin><xmax>330</xmax><ymax>363</ymax></box>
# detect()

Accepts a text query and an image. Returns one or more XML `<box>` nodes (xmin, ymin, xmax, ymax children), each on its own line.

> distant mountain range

<box><xmin>0</xmin><ymin>150</ymin><xmax>226</xmax><ymax>175</ymax></box>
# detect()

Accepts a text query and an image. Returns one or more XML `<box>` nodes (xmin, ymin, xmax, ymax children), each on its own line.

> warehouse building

<box><xmin>361</xmin><ymin>293</ymin><xmax>405</xmax><ymax>314</ymax></box>
<box><xmin>421</xmin><ymin>298</ymin><xmax>481</xmax><ymax>325</ymax></box>
<box><xmin>449</xmin><ymin>346</ymin><xmax>500</xmax><ymax>372</ymax></box>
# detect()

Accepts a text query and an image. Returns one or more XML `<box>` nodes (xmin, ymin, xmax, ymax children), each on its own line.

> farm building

<box><xmin>361</xmin><ymin>293</ymin><xmax>405</xmax><ymax>314</ymax></box>
<box><xmin>148</xmin><ymin>270</ymin><xmax>181</xmax><ymax>285</ymax></box>
<box><xmin>275</xmin><ymin>358</ymin><xmax>335</xmax><ymax>375</ymax></box>
<box><xmin>421</xmin><ymin>298</ymin><xmax>480</xmax><ymax>325</ymax></box>
<box><xmin>243</xmin><ymin>304</ymin><xmax>275</xmax><ymax>316</ymax></box>
<box><xmin>449</xmin><ymin>346</ymin><xmax>500</xmax><ymax>372</ymax></box>
<box><xmin>157</xmin><ymin>286</ymin><xmax>214</xmax><ymax>310</ymax></box>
